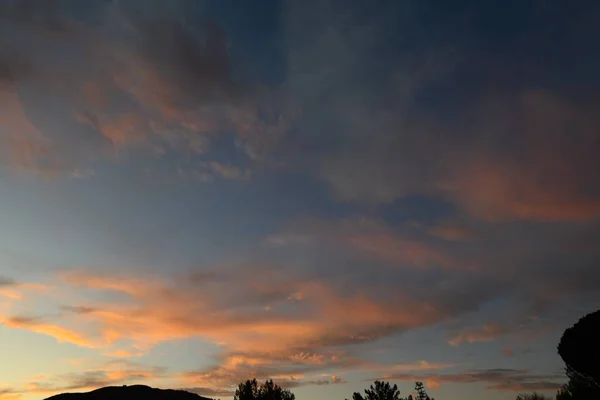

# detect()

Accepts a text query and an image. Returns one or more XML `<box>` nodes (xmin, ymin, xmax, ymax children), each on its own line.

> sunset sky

<box><xmin>1</xmin><ymin>1</ymin><xmax>600</xmax><ymax>399</ymax></box>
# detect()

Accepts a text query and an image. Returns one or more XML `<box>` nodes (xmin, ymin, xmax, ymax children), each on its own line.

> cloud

<box><xmin>0</xmin><ymin>277</ymin><xmax>15</xmax><ymax>286</ymax></box>
<box><xmin>20</xmin><ymin>360</ymin><xmax>166</xmax><ymax>396</ymax></box>
<box><xmin>280</xmin><ymin>0</ymin><xmax>600</xmax><ymax>222</ymax></box>
<box><xmin>209</xmin><ymin>161</ymin><xmax>251</xmax><ymax>181</ymax></box>
<box><xmin>448</xmin><ymin>324</ymin><xmax>507</xmax><ymax>346</ymax></box>
<box><xmin>61</xmin><ymin>305</ymin><xmax>98</xmax><ymax>315</ymax></box>
<box><xmin>0</xmin><ymin>389</ymin><xmax>20</xmax><ymax>400</ymax></box>
<box><xmin>442</xmin><ymin>92</ymin><xmax>600</xmax><ymax>221</ymax></box>
<box><xmin>424</xmin><ymin>220</ymin><xmax>475</xmax><ymax>242</ymax></box>
<box><xmin>378</xmin><ymin>368</ymin><xmax>564</xmax><ymax>393</ymax></box>
<box><xmin>1</xmin><ymin>315</ymin><xmax>94</xmax><ymax>348</ymax></box>
<box><xmin>0</xmin><ymin>91</ymin><xmax>60</xmax><ymax>174</ymax></box>
<box><xmin>0</xmin><ymin>280</ymin><xmax>48</xmax><ymax>301</ymax></box>
<box><xmin>0</xmin><ymin>0</ymin><xmax>295</xmax><ymax>175</ymax></box>
<box><xmin>178</xmin><ymin>355</ymin><xmax>448</xmax><ymax>393</ymax></box>
<box><xmin>3</xmin><ymin>0</ymin><xmax>598</xmax><ymax>223</ymax></box>
<box><xmin>317</xmin><ymin>89</ymin><xmax>600</xmax><ymax>222</ymax></box>
<box><xmin>179</xmin><ymin>387</ymin><xmax>235</xmax><ymax>398</ymax></box>
<box><xmin>103</xmin><ymin>350</ymin><xmax>142</xmax><ymax>358</ymax></box>
<box><xmin>53</xmin><ymin>268</ymin><xmax>451</xmax><ymax>353</ymax></box>
<box><xmin>0</xmin><ymin>268</ymin><xmax>467</xmax><ymax>394</ymax></box>
<box><xmin>269</xmin><ymin>217</ymin><xmax>474</xmax><ymax>271</ymax></box>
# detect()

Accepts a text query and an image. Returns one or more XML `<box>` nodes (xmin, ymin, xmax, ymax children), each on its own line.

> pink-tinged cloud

<box><xmin>318</xmin><ymin>86</ymin><xmax>600</xmax><ymax>222</ymax></box>
<box><xmin>345</xmin><ymin>233</ymin><xmax>465</xmax><ymax>270</ymax></box>
<box><xmin>270</xmin><ymin>217</ymin><xmax>473</xmax><ymax>270</ymax></box>
<box><xmin>448</xmin><ymin>324</ymin><xmax>506</xmax><ymax>346</ymax></box>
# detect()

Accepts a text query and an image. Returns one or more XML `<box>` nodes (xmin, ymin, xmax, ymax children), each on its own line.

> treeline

<box><xmin>231</xmin><ymin>310</ymin><xmax>599</xmax><ymax>400</ymax></box>
<box><xmin>232</xmin><ymin>379</ymin><xmax>434</xmax><ymax>400</ymax></box>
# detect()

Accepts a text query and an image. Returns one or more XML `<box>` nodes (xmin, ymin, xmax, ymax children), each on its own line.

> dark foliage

<box><xmin>557</xmin><ymin>310</ymin><xmax>600</xmax><ymax>386</ymax></box>
<box><xmin>234</xmin><ymin>379</ymin><xmax>295</xmax><ymax>400</ymax></box>
<box><xmin>555</xmin><ymin>309</ymin><xmax>600</xmax><ymax>399</ymax></box>
<box><xmin>347</xmin><ymin>381</ymin><xmax>433</xmax><ymax>400</ymax></box>
<box><xmin>555</xmin><ymin>376</ymin><xmax>600</xmax><ymax>400</ymax></box>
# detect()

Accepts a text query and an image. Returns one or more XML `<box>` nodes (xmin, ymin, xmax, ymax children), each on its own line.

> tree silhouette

<box><xmin>556</xmin><ymin>376</ymin><xmax>600</xmax><ymax>400</ymax></box>
<box><xmin>557</xmin><ymin>310</ymin><xmax>600</xmax><ymax>387</ymax></box>
<box><xmin>348</xmin><ymin>381</ymin><xmax>402</xmax><ymax>400</ymax></box>
<box><xmin>234</xmin><ymin>379</ymin><xmax>260</xmax><ymax>400</ymax></box>
<box><xmin>555</xmin><ymin>309</ymin><xmax>600</xmax><ymax>399</ymax></box>
<box><xmin>234</xmin><ymin>379</ymin><xmax>295</xmax><ymax>400</ymax></box>
<box><xmin>414</xmin><ymin>382</ymin><xmax>433</xmax><ymax>400</ymax></box>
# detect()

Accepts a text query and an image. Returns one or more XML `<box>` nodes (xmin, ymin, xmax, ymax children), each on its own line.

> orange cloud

<box><xmin>271</xmin><ymin>217</ymin><xmax>473</xmax><ymax>270</ymax></box>
<box><xmin>346</xmin><ymin>233</ymin><xmax>465</xmax><ymax>270</ymax></box>
<box><xmin>103</xmin><ymin>350</ymin><xmax>142</xmax><ymax>358</ymax></box>
<box><xmin>0</xmin><ymin>282</ymin><xmax>48</xmax><ymax>301</ymax></box>
<box><xmin>424</xmin><ymin>220</ymin><xmax>475</xmax><ymax>242</ymax></box>
<box><xmin>448</xmin><ymin>324</ymin><xmax>506</xmax><ymax>346</ymax></box>
<box><xmin>446</xmin><ymin>157</ymin><xmax>600</xmax><ymax>222</ymax></box>
<box><xmin>319</xmin><ymin>86</ymin><xmax>600</xmax><ymax>223</ymax></box>
<box><xmin>0</xmin><ymin>389</ymin><xmax>20</xmax><ymax>400</ymax></box>
<box><xmin>1</xmin><ymin>316</ymin><xmax>94</xmax><ymax>348</ymax></box>
<box><xmin>0</xmin><ymin>267</ymin><xmax>460</xmax><ymax>395</ymax></box>
<box><xmin>441</xmin><ymin>91</ymin><xmax>600</xmax><ymax>222</ymax></box>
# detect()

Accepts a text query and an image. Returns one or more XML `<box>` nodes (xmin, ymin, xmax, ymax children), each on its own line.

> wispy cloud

<box><xmin>377</xmin><ymin>368</ymin><xmax>564</xmax><ymax>393</ymax></box>
<box><xmin>269</xmin><ymin>217</ymin><xmax>474</xmax><ymax>270</ymax></box>
<box><xmin>1</xmin><ymin>315</ymin><xmax>94</xmax><ymax>348</ymax></box>
<box><xmin>19</xmin><ymin>360</ymin><xmax>166</xmax><ymax>397</ymax></box>
<box><xmin>448</xmin><ymin>324</ymin><xmax>507</xmax><ymax>346</ymax></box>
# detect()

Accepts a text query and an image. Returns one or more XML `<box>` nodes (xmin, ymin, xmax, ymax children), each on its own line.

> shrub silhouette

<box><xmin>234</xmin><ymin>379</ymin><xmax>295</xmax><ymax>400</ymax></box>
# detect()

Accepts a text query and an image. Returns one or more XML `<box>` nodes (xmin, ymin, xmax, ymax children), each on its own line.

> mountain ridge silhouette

<box><xmin>44</xmin><ymin>385</ymin><xmax>214</xmax><ymax>400</ymax></box>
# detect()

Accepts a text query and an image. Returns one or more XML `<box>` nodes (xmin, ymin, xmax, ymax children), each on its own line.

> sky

<box><xmin>0</xmin><ymin>0</ymin><xmax>599</xmax><ymax>399</ymax></box>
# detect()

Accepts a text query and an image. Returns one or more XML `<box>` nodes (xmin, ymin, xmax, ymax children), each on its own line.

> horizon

<box><xmin>1</xmin><ymin>1</ymin><xmax>599</xmax><ymax>399</ymax></box>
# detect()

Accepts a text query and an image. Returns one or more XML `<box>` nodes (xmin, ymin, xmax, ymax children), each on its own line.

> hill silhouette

<box><xmin>44</xmin><ymin>385</ymin><xmax>213</xmax><ymax>400</ymax></box>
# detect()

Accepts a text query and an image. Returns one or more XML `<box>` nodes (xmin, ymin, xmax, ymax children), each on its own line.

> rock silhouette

<box><xmin>44</xmin><ymin>385</ymin><xmax>213</xmax><ymax>400</ymax></box>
